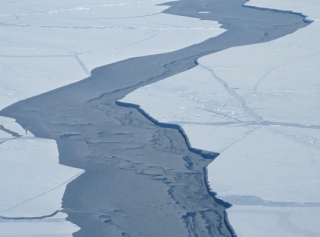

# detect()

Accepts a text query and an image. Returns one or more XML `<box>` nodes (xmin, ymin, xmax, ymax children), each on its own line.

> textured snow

<box><xmin>121</xmin><ymin>1</ymin><xmax>320</xmax><ymax>236</ymax></box>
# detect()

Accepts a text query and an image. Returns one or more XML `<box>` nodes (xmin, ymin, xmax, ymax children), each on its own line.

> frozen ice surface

<box><xmin>228</xmin><ymin>206</ymin><xmax>320</xmax><ymax>237</ymax></box>
<box><xmin>0</xmin><ymin>117</ymin><xmax>27</xmax><ymax>137</ymax></box>
<box><xmin>210</xmin><ymin>126</ymin><xmax>320</xmax><ymax>202</ymax></box>
<box><xmin>0</xmin><ymin>136</ymin><xmax>84</xmax><ymax>218</ymax></box>
<box><xmin>121</xmin><ymin>0</ymin><xmax>320</xmax><ymax>236</ymax></box>
<box><xmin>121</xmin><ymin>66</ymin><xmax>253</xmax><ymax>124</ymax></box>
<box><xmin>0</xmin><ymin>212</ymin><xmax>80</xmax><ymax>237</ymax></box>
<box><xmin>0</xmin><ymin>0</ymin><xmax>224</xmax><ymax>74</ymax></box>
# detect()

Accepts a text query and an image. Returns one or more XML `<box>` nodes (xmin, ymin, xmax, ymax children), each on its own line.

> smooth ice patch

<box><xmin>0</xmin><ymin>212</ymin><xmax>80</xmax><ymax>237</ymax></box>
<box><xmin>0</xmin><ymin>137</ymin><xmax>84</xmax><ymax>217</ymax></box>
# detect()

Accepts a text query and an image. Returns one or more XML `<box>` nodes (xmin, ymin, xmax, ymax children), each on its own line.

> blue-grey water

<box><xmin>0</xmin><ymin>0</ymin><xmax>310</xmax><ymax>236</ymax></box>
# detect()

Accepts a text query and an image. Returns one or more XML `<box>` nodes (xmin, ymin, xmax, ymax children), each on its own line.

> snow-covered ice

<box><xmin>0</xmin><ymin>0</ymin><xmax>223</xmax><ymax>76</ymax></box>
<box><xmin>121</xmin><ymin>0</ymin><xmax>320</xmax><ymax>236</ymax></box>
<box><xmin>0</xmin><ymin>121</ymin><xmax>83</xmax><ymax>236</ymax></box>
<box><xmin>228</xmin><ymin>206</ymin><xmax>320</xmax><ymax>237</ymax></box>
<box><xmin>0</xmin><ymin>136</ymin><xmax>83</xmax><ymax>218</ymax></box>
<box><xmin>0</xmin><ymin>212</ymin><xmax>80</xmax><ymax>237</ymax></box>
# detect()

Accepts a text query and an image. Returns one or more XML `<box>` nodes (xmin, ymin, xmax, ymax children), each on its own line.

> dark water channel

<box><xmin>0</xmin><ymin>0</ymin><xmax>310</xmax><ymax>236</ymax></box>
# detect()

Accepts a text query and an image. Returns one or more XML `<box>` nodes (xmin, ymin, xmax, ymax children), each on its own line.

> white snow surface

<box><xmin>0</xmin><ymin>0</ymin><xmax>224</xmax><ymax>236</ymax></box>
<box><xmin>121</xmin><ymin>1</ymin><xmax>320</xmax><ymax>236</ymax></box>
<box><xmin>0</xmin><ymin>121</ymin><xmax>83</xmax><ymax>236</ymax></box>
<box><xmin>0</xmin><ymin>136</ymin><xmax>83</xmax><ymax>218</ymax></box>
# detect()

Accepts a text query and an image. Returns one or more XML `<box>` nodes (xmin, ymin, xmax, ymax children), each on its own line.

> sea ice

<box><xmin>0</xmin><ymin>0</ymin><xmax>224</xmax><ymax>235</ymax></box>
<box><xmin>121</xmin><ymin>0</ymin><xmax>320</xmax><ymax>235</ymax></box>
